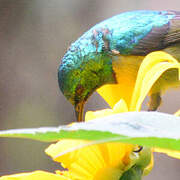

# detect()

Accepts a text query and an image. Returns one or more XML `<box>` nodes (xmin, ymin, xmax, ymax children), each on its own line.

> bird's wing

<box><xmin>131</xmin><ymin>11</ymin><xmax>180</xmax><ymax>55</ymax></box>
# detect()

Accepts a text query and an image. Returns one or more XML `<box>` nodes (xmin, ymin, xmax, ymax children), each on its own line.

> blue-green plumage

<box><xmin>58</xmin><ymin>10</ymin><xmax>180</xmax><ymax>121</ymax></box>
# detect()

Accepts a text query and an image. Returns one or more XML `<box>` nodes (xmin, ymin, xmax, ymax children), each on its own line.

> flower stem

<box><xmin>120</xmin><ymin>165</ymin><xmax>142</xmax><ymax>180</ymax></box>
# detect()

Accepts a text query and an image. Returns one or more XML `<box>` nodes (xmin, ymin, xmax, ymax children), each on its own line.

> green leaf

<box><xmin>0</xmin><ymin>112</ymin><xmax>180</xmax><ymax>151</ymax></box>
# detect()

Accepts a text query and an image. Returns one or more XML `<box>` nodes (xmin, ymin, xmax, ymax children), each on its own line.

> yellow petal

<box><xmin>46</xmin><ymin>139</ymin><xmax>106</xmax><ymax>179</ymax></box>
<box><xmin>97</xmin><ymin>55</ymin><xmax>143</xmax><ymax>108</ymax></box>
<box><xmin>133</xmin><ymin>51</ymin><xmax>179</xmax><ymax>85</ymax></box>
<box><xmin>131</xmin><ymin>63</ymin><xmax>180</xmax><ymax>110</ymax></box>
<box><xmin>104</xmin><ymin>143</ymin><xmax>133</xmax><ymax>167</ymax></box>
<box><xmin>45</xmin><ymin>139</ymin><xmax>90</xmax><ymax>168</ymax></box>
<box><xmin>112</xmin><ymin>99</ymin><xmax>129</xmax><ymax>113</ymax></box>
<box><xmin>154</xmin><ymin>148</ymin><xmax>180</xmax><ymax>159</ymax></box>
<box><xmin>97</xmin><ymin>84</ymin><xmax>133</xmax><ymax>108</ymax></box>
<box><xmin>107</xmin><ymin>55</ymin><xmax>144</xmax><ymax>108</ymax></box>
<box><xmin>130</xmin><ymin>51</ymin><xmax>180</xmax><ymax>111</ymax></box>
<box><xmin>85</xmin><ymin>99</ymin><xmax>128</xmax><ymax>121</ymax></box>
<box><xmin>174</xmin><ymin>109</ymin><xmax>180</xmax><ymax>116</ymax></box>
<box><xmin>0</xmin><ymin>171</ymin><xmax>68</xmax><ymax>180</ymax></box>
<box><xmin>85</xmin><ymin>109</ymin><xmax>113</xmax><ymax>121</ymax></box>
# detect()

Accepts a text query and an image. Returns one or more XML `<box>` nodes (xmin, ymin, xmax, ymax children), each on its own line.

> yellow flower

<box><xmin>45</xmin><ymin>109</ymin><xmax>153</xmax><ymax>179</ymax></box>
<box><xmin>46</xmin><ymin>139</ymin><xmax>134</xmax><ymax>180</ymax></box>
<box><xmin>1</xmin><ymin>51</ymin><xmax>180</xmax><ymax>180</ymax></box>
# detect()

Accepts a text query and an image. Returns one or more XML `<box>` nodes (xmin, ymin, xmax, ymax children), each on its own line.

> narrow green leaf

<box><xmin>0</xmin><ymin>112</ymin><xmax>180</xmax><ymax>151</ymax></box>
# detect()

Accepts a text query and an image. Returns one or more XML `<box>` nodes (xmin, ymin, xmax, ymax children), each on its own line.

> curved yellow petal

<box><xmin>133</xmin><ymin>51</ymin><xmax>179</xmax><ymax>86</ymax></box>
<box><xmin>130</xmin><ymin>52</ymin><xmax>180</xmax><ymax>111</ymax></box>
<box><xmin>131</xmin><ymin>63</ymin><xmax>180</xmax><ymax>110</ymax></box>
<box><xmin>0</xmin><ymin>171</ymin><xmax>68</xmax><ymax>180</ymax></box>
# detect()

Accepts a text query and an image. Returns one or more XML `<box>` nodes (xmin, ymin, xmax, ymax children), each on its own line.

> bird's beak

<box><xmin>74</xmin><ymin>101</ymin><xmax>84</xmax><ymax>122</ymax></box>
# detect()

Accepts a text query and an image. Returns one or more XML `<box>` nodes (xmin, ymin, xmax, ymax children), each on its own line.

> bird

<box><xmin>58</xmin><ymin>10</ymin><xmax>180</xmax><ymax>122</ymax></box>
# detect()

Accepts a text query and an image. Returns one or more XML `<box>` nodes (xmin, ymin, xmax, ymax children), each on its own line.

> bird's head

<box><xmin>58</xmin><ymin>40</ymin><xmax>116</xmax><ymax>122</ymax></box>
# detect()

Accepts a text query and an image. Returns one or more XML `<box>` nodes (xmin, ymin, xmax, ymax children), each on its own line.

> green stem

<box><xmin>120</xmin><ymin>165</ymin><xmax>142</xmax><ymax>180</ymax></box>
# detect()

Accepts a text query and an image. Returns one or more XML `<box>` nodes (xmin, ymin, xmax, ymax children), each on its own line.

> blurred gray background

<box><xmin>0</xmin><ymin>0</ymin><xmax>179</xmax><ymax>179</ymax></box>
